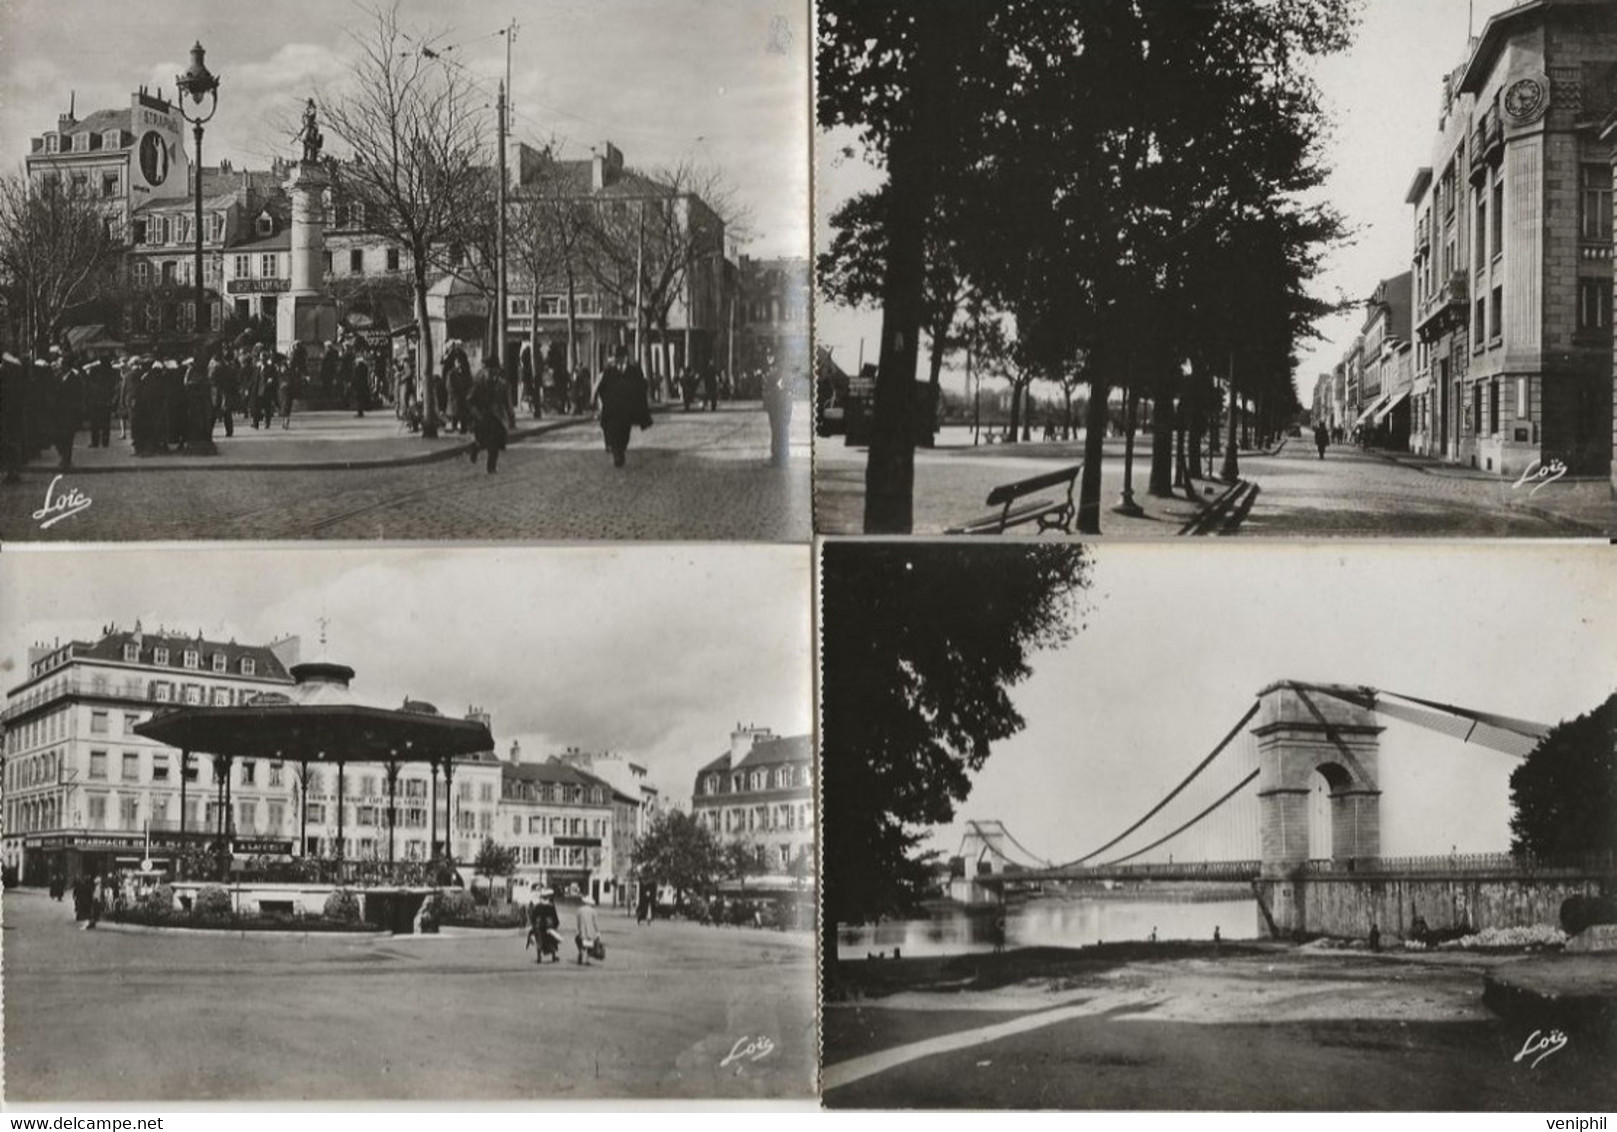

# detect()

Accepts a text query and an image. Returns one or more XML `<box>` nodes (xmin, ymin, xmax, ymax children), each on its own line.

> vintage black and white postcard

<box><xmin>818</xmin><ymin>538</ymin><xmax>1616</xmax><ymax>1111</ymax></box>
<box><xmin>814</xmin><ymin>0</ymin><xmax>1615</xmax><ymax>539</ymax></box>
<box><xmin>0</xmin><ymin>0</ymin><xmax>810</xmax><ymax>542</ymax></box>
<box><xmin>1</xmin><ymin>543</ymin><xmax>816</xmax><ymax>1102</ymax></box>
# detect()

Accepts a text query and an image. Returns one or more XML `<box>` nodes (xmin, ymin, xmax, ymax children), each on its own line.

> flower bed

<box><xmin>108</xmin><ymin>905</ymin><xmax>381</xmax><ymax>933</ymax></box>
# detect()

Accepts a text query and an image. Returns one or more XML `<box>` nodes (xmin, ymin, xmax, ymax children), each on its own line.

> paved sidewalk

<box><xmin>815</xmin><ymin>435</ymin><xmax>1251</xmax><ymax>538</ymax></box>
<box><xmin>21</xmin><ymin>408</ymin><xmax>597</xmax><ymax>473</ymax></box>
<box><xmin>1360</xmin><ymin>446</ymin><xmax>1612</xmax><ymax>535</ymax></box>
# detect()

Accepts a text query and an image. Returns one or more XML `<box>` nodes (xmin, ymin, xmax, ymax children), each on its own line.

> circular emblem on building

<box><xmin>138</xmin><ymin>131</ymin><xmax>170</xmax><ymax>186</ymax></box>
<box><xmin>1502</xmin><ymin>76</ymin><xmax>1548</xmax><ymax>125</ymax></box>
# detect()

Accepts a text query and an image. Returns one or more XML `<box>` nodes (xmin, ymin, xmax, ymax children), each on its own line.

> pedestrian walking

<box><xmin>1313</xmin><ymin>421</ymin><xmax>1329</xmax><ymax>460</ymax></box>
<box><xmin>467</xmin><ymin>359</ymin><xmax>514</xmax><ymax>474</ymax></box>
<box><xmin>210</xmin><ymin>352</ymin><xmax>238</xmax><ymax>438</ymax></box>
<box><xmin>531</xmin><ymin>889</ymin><xmax>562</xmax><ymax>963</ymax></box>
<box><xmin>443</xmin><ymin>340</ymin><xmax>472</xmax><ymax>433</ymax></box>
<box><xmin>84</xmin><ymin>357</ymin><xmax>117</xmax><ymax>449</ymax></box>
<box><xmin>276</xmin><ymin>354</ymin><xmax>295</xmax><ymax>429</ymax></box>
<box><xmin>595</xmin><ymin>344</ymin><xmax>652</xmax><ymax>468</ymax></box>
<box><xmin>575</xmin><ymin>895</ymin><xmax>602</xmax><ymax>965</ymax></box>
<box><xmin>50</xmin><ymin>356</ymin><xmax>84</xmax><ymax>469</ymax></box>
<box><xmin>351</xmin><ymin>350</ymin><xmax>370</xmax><ymax>418</ymax></box>
<box><xmin>701</xmin><ymin>363</ymin><xmax>718</xmax><ymax>412</ymax></box>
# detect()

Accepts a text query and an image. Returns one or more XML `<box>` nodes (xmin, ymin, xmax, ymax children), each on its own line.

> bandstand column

<box><xmin>336</xmin><ymin>760</ymin><xmax>347</xmax><ymax>863</ymax></box>
<box><xmin>429</xmin><ymin>757</ymin><xmax>440</xmax><ymax>860</ymax></box>
<box><xmin>442</xmin><ymin>757</ymin><xmax>456</xmax><ymax>866</ymax></box>
<box><xmin>212</xmin><ymin>756</ymin><xmax>228</xmax><ymax>849</ymax></box>
<box><xmin>179</xmin><ymin>749</ymin><xmax>189</xmax><ymax>844</ymax></box>
<box><xmin>385</xmin><ymin>759</ymin><xmax>400</xmax><ymax>865</ymax></box>
<box><xmin>298</xmin><ymin>758</ymin><xmax>310</xmax><ymax>857</ymax></box>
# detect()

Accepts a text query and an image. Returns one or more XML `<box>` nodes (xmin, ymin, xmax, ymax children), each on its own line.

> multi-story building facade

<box><xmin>1357</xmin><ymin>272</ymin><xmax>1414</xmax><ymax>450</ymax></box>
<box><xmin>732</xmin><ymin>255</ymin><xmax>810</xmax><ymax>397</ymax></box>
<box><xmin>4</xmin><ymin>628</ymin><xmax>528</xmax><ymax>885</ymax></box>
<box><xmin>1409</xmin><ymin>0</ymin><xmax>1616</xmax><ymax>476</ymax></box>
<box><xmin>498</xmin><ymin>754</ymin><xmax>618</xmax><ymax>903</ymax></box>
<box><xmin>691</xmin><ymin>726</ymin><xmax>814</xmax><ymax>881</ymax></box>
<box><xmin>1</xmin><ymin>625</ymin><xmax>299</xmax><ymax>885</ymax></box>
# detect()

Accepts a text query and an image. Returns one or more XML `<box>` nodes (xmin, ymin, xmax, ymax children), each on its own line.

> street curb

<box><xmin>13</xmin><ymin>415</ymin><xmax>596</xmax><ymax>477</ymax></box>
<box><xmin>84</xmin><ymin>920</ymin><xmax>388</xmax><ymax>940</ymax></box>
<box><xmin>1360</xmin><ymin>447</ymin><xmax>1611</xmax><ymax>534</ymax></box>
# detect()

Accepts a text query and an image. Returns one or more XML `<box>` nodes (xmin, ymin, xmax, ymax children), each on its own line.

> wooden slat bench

<box><xmin>947</xmin><ymin>463</ymin><xmax>1082</xmax><ymax>535</ymax></box>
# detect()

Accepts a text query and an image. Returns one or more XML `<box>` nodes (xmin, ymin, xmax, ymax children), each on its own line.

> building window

<box><xmin>124</xmin><ymin>712</ymin><xmax>140</xmax><ymax>733</ymax></box>
<box><xmin>241</xmin><ymin>760</ymin><xmax>256</xmax><ymax>786</ymax></box>
<box><xmin>45</xmin><ymin>133</ymin><xmax>59</xmax><ymax>153</ymax></box>
<box><xmin>307</xmin><ymin>803</ymin><xmax>326</xmax><ymax>824</ymax></box>
<box><xmin>261</xmin><ymin>254</ymin><xmax>279</xmax><ymax>279</ymax></box>
<box><xmin>89</xmin><ymin>750</ymin><xmax>107</xmax><ymax>779</ymax></box>
<box><xmin>1474</xmin><ymin>192</ymin><xmax>1487</xmax><ymax>269</ymax></box>
<box><xmin>323</xmin><ymin>250</ymin><xmax>333</xmax><ymax>274</ymax></box>
<box><xmin>1490</xmin><ymin>177</ymin><xmax>1503</xmax><ymax>259</ymax></box>
<box><xmin>1490</xmin><ymin>285</ymin><xmax>1502</xmax><ymax>342</ymax></box>
<box><xmin>102</xmin><ymin>172</ymin><xmax>119</xmax><ymax>198</ymax></box>
<box><xmin>233</xmin><ymin>254</ymin><xmax>251</xmax><ymax>278</ymax></box>
<box><xmin>87</xmin><ymin>795</ymin><xmax>106</xmax><ymax>829</ymax></box>
<box><xmin>122</xmin><ymin>751</ymin><xmax>139</xmax><ymax>781</ymax></box>
<box><xmin>183</xmin><ymin>685</ymin><xmax>200</xmax><ymax>705</ymax></box>
<box><xmin>238</xmin><ymin>800</ymin><xmax>256</xmax><ymax>833</ymax></box>
<box><xmin>183</xmin><ymin>649</ymin><xmax>199</xmax><ymax>669</ymax></box>
<box><xmin>257</xmin><ymin>215</ymin><xmax>273</xmax><ymax>236</ymax></box>
<box><xmin>350</xmin><ymin>248</ymin><xmax>364</xmax><ymax>274</ymax></box>
<box><xmin>240</xmin><ymin>658</ymin><xmax>256</xmax><ymax>676</ymax></box>
<box><xmin>386</xmin><ymin>247</ymin><xmax>400</xmax><ymax>271</ymax></box>
<box><xmin>91</xmin><ymin>710</ymin><xmax>109</xmax><ymax>734</ymax></box>
<box><xmin>1473</xmin><ymin>298</ymin><xmax>1486</xmax><ymax>347</ymax></box>
<box><xmin>153</xmin><ymin>754</ymin><xmax>170</xmax><ymax>782</ymax></box>
<box><xmin>1578</xmin><ymin>278</ymin><xmax>1613</xmax><ymax>332</ymax></box>
<box><xmin>538</xmin><ymin>296</ymin><xmax>563</xmax><ymax>316</ymax></box>
<box><xmin>211</xmin><ymin>652</ymin><xmax>226</xmax><ymax>672</ymax></box>
<box><xmin>1489</xmin><ymin>379</ymin><xmax>1500</xmax><ymax>435</ymax></box>
<box><xmin>1581</xmin><ymin>166</ymin><xmax>1612</xmax><ymax>242</ymax></box>
<box><xmin>511</xmin><ymin>296</ymin><xmax>531</xmax><ymax>317</ymax></box>
<box><xmin>153</xmin><ymin>646</ymin><xmax>169</xmax><ymax>665</ymax></box>
<box><xmin>153</xmin><ymin>683</ymin><xmax>171</xmax><ymax>703</ymax></box>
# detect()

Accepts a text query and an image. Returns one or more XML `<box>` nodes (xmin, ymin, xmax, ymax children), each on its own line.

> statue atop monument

<box><xmin>296</xmin><ymin>99</ymin><xmax>324</xmax><ymax>165</ymax></box>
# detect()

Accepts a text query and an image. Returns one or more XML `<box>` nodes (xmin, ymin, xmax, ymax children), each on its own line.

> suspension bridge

<box><xmin>953</xmin><ymin>681</ymin><xmax>1610</xmax><ymax>938</ymax></box>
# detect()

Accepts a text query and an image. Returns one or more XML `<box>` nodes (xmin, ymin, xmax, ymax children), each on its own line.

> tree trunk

<box><xmin>1147</xmin><ymin>353</ymin><xmax>1176</xmax><ymax>497</ymax></box>
<box><xmin>1076</xmin><ymin>377</ymin><xmax>1111</xmax><ymax>535</ymax></box>
<box><xmin>1062</xmin><ymin>388</ymin><xmax>1073</xmax><ymax>440</ymax></box>
<box><xmin>564</xmin><ymin>269</ymin><xmax>578</xmax><ymax>375</ymax></box>
<box><xmin>530</xmin><ymin>279</ymin><xmax>542</xmax><ymax>419</ymax></box>
<box><xmin>862</xmin><ymin>0</ymin><xmax>968</xmax><ymax>535</ymax></box>
<box><xmin>1008</xmin><ymin>382</ymin><xmax>1022</xmax><ymax>443</ymax></box>
<box><xmin>414</xmin><ymin>253</ymin><xmax>438</xmax><ymax>439</ymax></box>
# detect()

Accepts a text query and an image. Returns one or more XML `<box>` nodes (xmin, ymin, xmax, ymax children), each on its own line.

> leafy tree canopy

<box><xmin>820</xmin><ymin>543</ymin><xmax>1093</xmax><ymax>943</ymax></box>
<box><xmin>633</xmin><ymin>809</ymin><xmax>724</xmax><ymax>906</ymax></box>
<box><xmin>1509</xmin><ymin>692</ymin><xmax>1617</xmax><ymax>860</ymax></box>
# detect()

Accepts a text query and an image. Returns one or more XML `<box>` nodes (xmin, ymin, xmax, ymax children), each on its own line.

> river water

<box><xmin>837</xmin><ymin>893</ymin><xmax>1258</xmax><ymax>961</ymax></box>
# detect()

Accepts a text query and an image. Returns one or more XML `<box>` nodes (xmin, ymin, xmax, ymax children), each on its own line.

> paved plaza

<box><xmin>1</xmin><ymin>403</ymin><xmax>809</xmax><ymax>541</ymax></box>
<box><xmin>814</xmin><ymin>434</ymin><xmax>1608</xmax><ymax>538</ymax></box>
<box><xmin>2</xmin><ymin>888</ymin><xmax>816</xmax><ymax>1102</ymax></box>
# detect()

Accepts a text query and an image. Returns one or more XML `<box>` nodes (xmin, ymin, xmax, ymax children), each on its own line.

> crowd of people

<box><xmin>1</xmin><ymin>334</ymin><xmax>800</xmax><ymax>482</ymax></box>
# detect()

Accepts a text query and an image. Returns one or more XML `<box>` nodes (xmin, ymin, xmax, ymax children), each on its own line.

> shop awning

<box><xmin>1353</xmin><ymin>395</ymin><xmax>1388</xmax><ymax>427</ymax></box>
<box><xmin>1373</xmin><ymin>389</ymin><xmax>1411</xmax><ymax>425</ymax></box>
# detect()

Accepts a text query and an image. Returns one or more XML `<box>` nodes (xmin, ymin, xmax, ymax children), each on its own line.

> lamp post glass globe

<box><xmin>175</xmin><ymin>42</ymin><xmax>218</xmax><ymax>359</ymax></box>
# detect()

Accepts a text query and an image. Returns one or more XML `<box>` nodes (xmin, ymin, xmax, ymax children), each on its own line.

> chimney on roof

<box><xmin>731</xmin><ymin>724</ymin><xmax>773</xmax><ymax>763</ymax></box>
<box><xmin>591</xmin><ymin>141</ymin><xmax>623</xmax><ymax>191</ymax></box>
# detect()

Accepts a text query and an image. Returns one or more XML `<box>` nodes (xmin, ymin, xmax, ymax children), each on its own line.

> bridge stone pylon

<box><xmin>1254</xmin><ymin>682</ymin><xmax>1383</xmax><ymax>877</ymax></box>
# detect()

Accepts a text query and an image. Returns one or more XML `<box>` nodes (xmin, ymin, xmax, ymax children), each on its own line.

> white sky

<box><xmin>815</xmin><ymin>0</ymin><xmax>1519</xmax><ymax>394</ymax></box>
<box><xmin>0</xmin><ymin>545</ymin><xmax>813</xmax><ymax>805</ymax></box>
<box><xmin>0</xmin><ymin>0</ymin><xmax>809</xmax><ymax>258</ymax></box>
<box><xmin>929</xmin><ymin>542</ymin><xmax>1617</xmax><ymax>865</ymax></box>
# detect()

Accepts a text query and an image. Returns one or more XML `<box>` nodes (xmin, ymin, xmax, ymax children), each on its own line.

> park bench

<box><xmin>947</xmin><ymin>463</ymin><xmax>1082</xmax><ymax>535</ymax></box>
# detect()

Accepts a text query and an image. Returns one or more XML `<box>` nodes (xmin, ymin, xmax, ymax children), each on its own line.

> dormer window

<box><xmin>122</xmin><ymin>643</ymin><xmax>139</xmax><ymax>662</ymax></box>
<box><xmin>153</xmin><ymin>647</ymin><xmax>169</xmax><ymax>665</ymax></box>
<box><xmin>256</xmin><ymin>214</ymin><xmax>274</xmax><ymax>237</ymax></box>
<box><xmin>74</xmin><ymin>133</ymin><xmax>91</xmax><ymax>152</ymax></box>
<box><xmin>45</xmin><ymin>133</ymin><xmax>60</xmax><ymax>153</ymax></box>
<box><xmin>212</xmin><ymin>213</ymin><xmax>225</xmax><ymax>242</ymax></box>
<box><xmin>212</xmin><ymin>653</ymin><xmax>226</xmax><ymax>673</ymax></box>
<box><xmin>182</xmin><ymin>649</ymin><xmax>199</xmax><ymax>669</ymax></box>
<box><xmin>240</xmin><ymin>657</ymin><xmax>256</xmax><ymax>676</ymax></box>
<box><xmin>103</xmin><ymin>130</ymin><xmax>120</xmax><ymax>150</ymax></box>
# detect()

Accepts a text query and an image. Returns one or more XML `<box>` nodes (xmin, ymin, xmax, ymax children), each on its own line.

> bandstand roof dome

<box><xmin>134</xmin><ymin>654</ymin><xmax>491</xmax><ymax>764</ymax></box>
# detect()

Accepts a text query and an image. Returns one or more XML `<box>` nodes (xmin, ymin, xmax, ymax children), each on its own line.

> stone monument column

<box><xmin>275</xmin><ymin>101</ymin><xmax>339</xmax><ymax>358</ymax></box>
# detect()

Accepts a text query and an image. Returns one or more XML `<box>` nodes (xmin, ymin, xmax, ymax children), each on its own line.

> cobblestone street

<box><xmin>814</xmin><ymin>435</ymin><xmax>1607</xmax><ymax>538</ymax></box>
<box><xmin>2</xmin><ymin>404</ymin><xmax>809</xmax><ymax>542</ymax></box>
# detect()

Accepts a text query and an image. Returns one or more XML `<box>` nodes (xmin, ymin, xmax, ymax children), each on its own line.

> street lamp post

<box><xmin>174</xmin><ymin>42</ymin><xmax>220</xmax><ymax>362</ymax></box>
